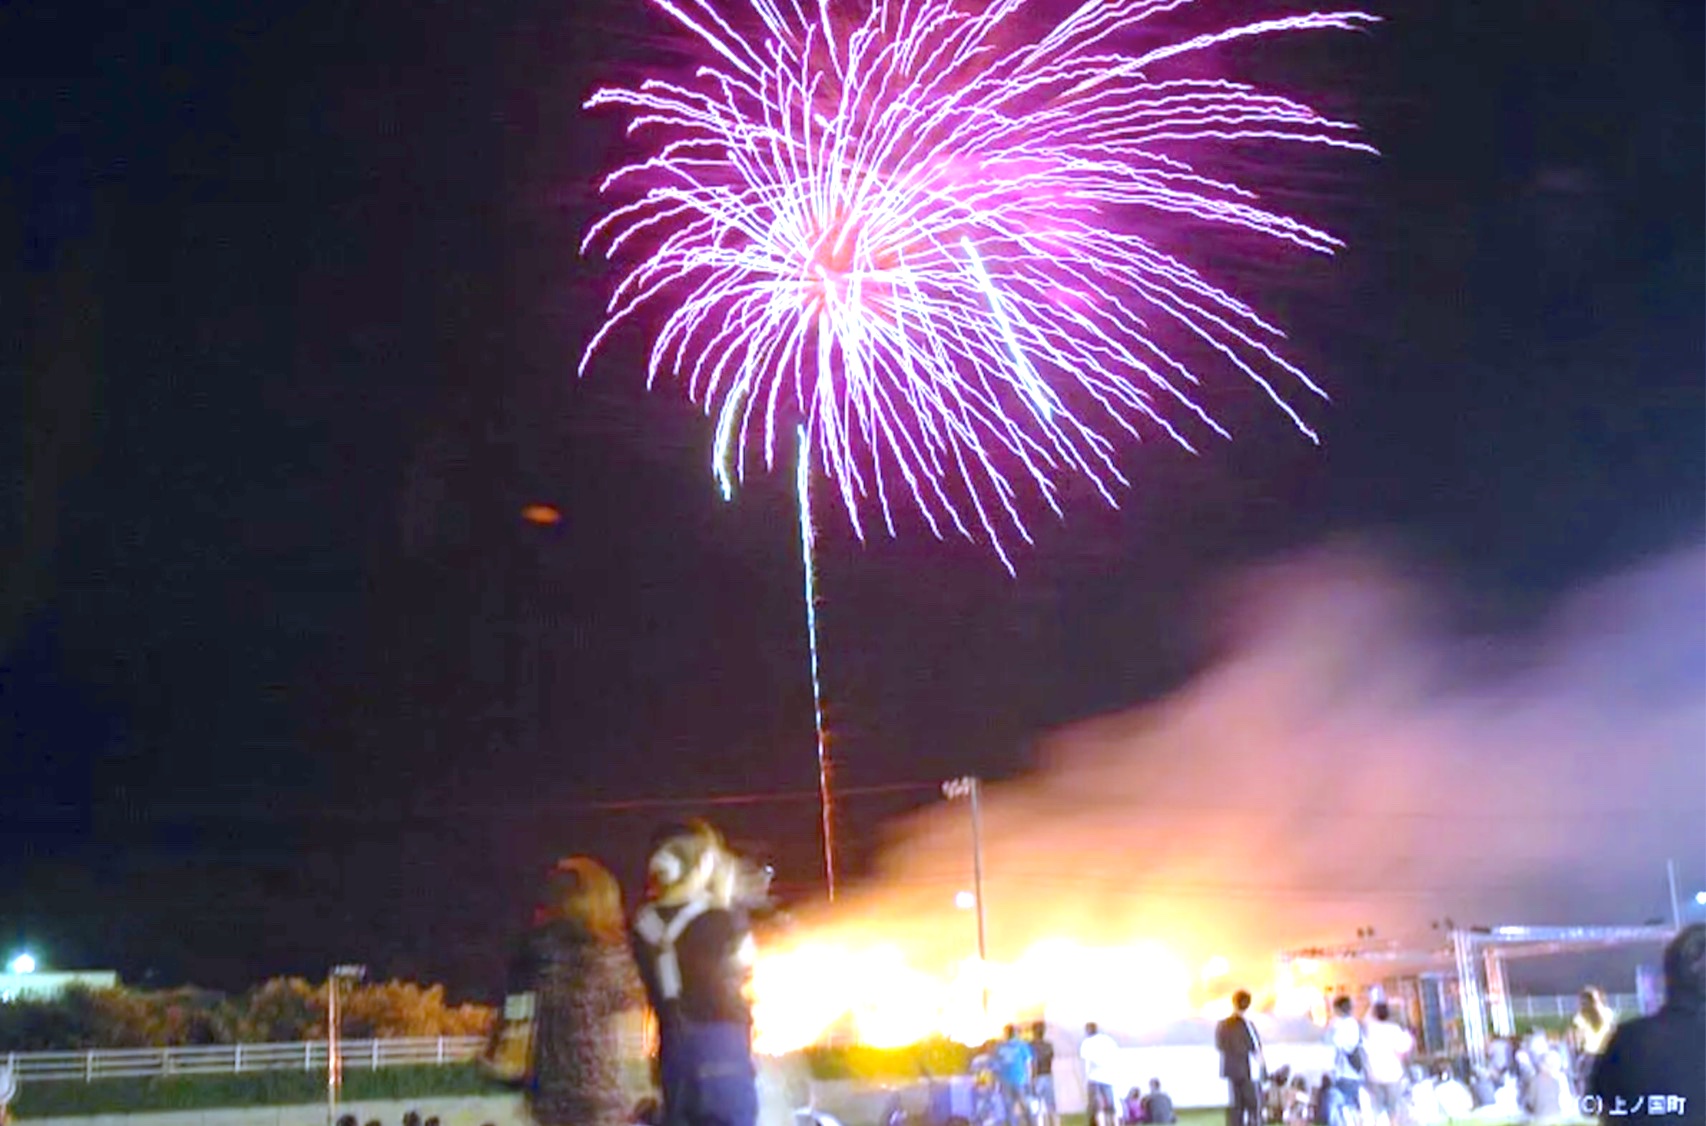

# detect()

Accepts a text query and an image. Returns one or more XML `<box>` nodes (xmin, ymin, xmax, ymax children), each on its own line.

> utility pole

<box><xmin>1667</xmin><ymin>859</ymin><xmax>1682</xmax><ymax>930</ymax></box>
<box><xmin>943</xmin><ymin>776</ymin><xmax>989</xmax><ymax>1017</ymax></box>
<box><xmin>327</xmin><ymin>964</ymin><xmax>367</xmax><ymax>1126</ymax></box>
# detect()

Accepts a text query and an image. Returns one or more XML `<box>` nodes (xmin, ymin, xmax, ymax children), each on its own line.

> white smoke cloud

<box><xmin>772</xmin><ymin>542</ymin><xmax>1706</xmax><ymax>1014</ymax></box>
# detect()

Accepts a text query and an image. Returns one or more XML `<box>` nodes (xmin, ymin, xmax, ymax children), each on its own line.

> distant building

<box><xmin>0</xmin><ymin>971</ymin><xmax>119</xmax><ymax>1003</ymax></box>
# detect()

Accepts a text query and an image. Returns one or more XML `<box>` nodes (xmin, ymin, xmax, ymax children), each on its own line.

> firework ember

<box><xmin>582</xmin><ymin>0</ymin><xmax>1375</xmax><ymax>569</ymax></box>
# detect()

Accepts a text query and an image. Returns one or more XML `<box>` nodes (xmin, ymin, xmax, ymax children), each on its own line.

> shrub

<box><xmin>801</xmin><ymin>1038</ymin><xmax>972</xmax><ymax>1081</ymax></box>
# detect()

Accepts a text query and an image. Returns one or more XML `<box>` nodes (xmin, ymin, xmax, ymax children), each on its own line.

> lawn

<box><xmin>11</xmin><ymin>1063</ymin><xmax>507</xmax><ymax>1118</ymax></box>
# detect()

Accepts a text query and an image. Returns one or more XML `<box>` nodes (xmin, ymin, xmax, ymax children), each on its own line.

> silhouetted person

<box><xmin>1589</xmin><ymin>923</ymin><xmax>1705</xmax><ymax>1126</ymax></box>
<box><xmin>1030</xmin><ymin>1021</ymin><xmax>1058</xmax><ymax>1126</ymax></box>
<box><xmin>1325</xmin><ymin>996</ymin><xmax>1366</xmax><ymax>1126</ymax></box>
<box><xmin>521</xmin><ymin>856</ymin><xmax>646</xmax><ymax>1126</ymax></box>
<box><xmin>1362</xmin><ymin>1001</ymin><xmax>1413</xmax><ymax>1126</ymax></box>
<box><xmin>1524</xmin><ymin>1052</ymin><xmax>1568</xmax><ymax>1122</ymax></box>
<box><xmin>1216</xmin><ymin>991</ymin><xmax>1266</xmax><ymax>1126</ymax></box>
<box><xmin>1143</xmin><ymin>1079</ymin><xmax>1177</xmax><ymax>1125</ymax></box>
<box><xmin>993</xmin><ymin>1024</ymin><xmax>1036</xmax><ymax>1126</ymax></box>
<box><xmin>1571</xmin><ymin>987</ymin><xmax>1617</xmax><ymax>1090</ymax></box>
<box><xmin>1080</xmin><ymin>1022</ymin><xmax>1119</xmax><ymax>1126</ymax></box>
<box><xmin>633</xmin><ymin>822</ymin><xmax>760</xmax><ymax>1126</ymax></box>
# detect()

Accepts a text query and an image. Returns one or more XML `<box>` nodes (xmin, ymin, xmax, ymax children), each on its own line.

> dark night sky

<box><xmin>1</xmin><ymin>0</ymin><xmax>1701</xmax><ymax>999</ymax></box>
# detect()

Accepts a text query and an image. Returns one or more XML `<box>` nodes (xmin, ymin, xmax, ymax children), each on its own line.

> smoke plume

<box><xmin>767</xmin><ymin>542</ymin><xmax>1706</xmax><ymax>1031</ymax></box>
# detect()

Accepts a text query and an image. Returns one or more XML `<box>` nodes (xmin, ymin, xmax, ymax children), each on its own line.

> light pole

<box><xmin>1667</xmin><ymin>860</ymin><xmax>1683</xmax><ymax>930</ymax></box>
<box><xmin>942</xmin><ymin>776</ymin><xmax>988</xmax><ymax>1017</ymax></box>
<box><xmin>327</xmin><ymin>963</ymin><xmax>367</xmax><ymax>1126</ymax></box>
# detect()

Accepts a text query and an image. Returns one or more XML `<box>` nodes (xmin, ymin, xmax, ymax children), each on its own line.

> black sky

<box><xmin>1</xmin><ymin>0</ymin><xmax>1701</xmax><ymax>998</ymax></box>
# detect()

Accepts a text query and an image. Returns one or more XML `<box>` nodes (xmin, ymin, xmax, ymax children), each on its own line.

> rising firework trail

<box><xmin>797</xmin><ymin>425</ymin><xmax>836</xmax><ymax>898</ymax></box>
<box><xmin>579</xmin><ymin>0</ymin><xmax>1374</xmax><ymax>891</ymax></box>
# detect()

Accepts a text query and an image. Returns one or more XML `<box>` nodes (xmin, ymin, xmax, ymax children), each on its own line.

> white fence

<box><xmin>1</xmin><ymin>1036</ymin><xmax>486</xmax><ymax>1084</ymax></box>
<box><xmin>0</xmin><ymin>996</ymin><xmax>1644</xmax><ymax>1088</ymax></box>
<box><xmin>1503</xmin><ymin>993</ymin><xmax>1640</xmax><ymax>1022</ymax></box>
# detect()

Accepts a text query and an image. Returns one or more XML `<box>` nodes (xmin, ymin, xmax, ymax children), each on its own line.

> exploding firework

<box><xmin>581</xmin><ymin>0</ymin><xmax>1375</xmax><ymax>570</ymax></box>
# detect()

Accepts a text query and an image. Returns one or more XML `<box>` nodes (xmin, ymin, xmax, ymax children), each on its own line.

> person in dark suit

<box><xmin>1216</xmin><ymin>990</ymin><xmax>1267</xmax><ymax>1126</ymax></box>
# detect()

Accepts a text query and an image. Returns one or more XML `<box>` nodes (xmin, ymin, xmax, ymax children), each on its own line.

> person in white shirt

<box><xmin>1362</xmin><ymin>1002</ymin><xmax>1416</xmax><ymax>1126</ymax></box>
<box><xmin>1406</xmin><ymin>1067</ymin><xmax>1441</xmax><ymax>1126</ymax></box>
<box><xmin>1326</xmin><ymin>996</ymin><xmax>1366</xmax><ymax>1126</ymax></box>
<box><xmin>1523</xmin><ymin>1051</ymin><xmax>1570</xmax><ymax>1123</ymax></box>
<box><xmin>1433</xmin><ymin>1067</ymin><xmax>1472</xmax><ymax>1120</ymax></box>
<box><xmin>1080</xmin><ymin>1022</ymin><xmax>1120</xmax><ymax>1126</ymax></box>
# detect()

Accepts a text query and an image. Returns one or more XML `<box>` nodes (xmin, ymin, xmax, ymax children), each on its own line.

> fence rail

<box><xmin>1502</xmin><ymin>993</ymin><xmax>1640</xmax><ymax>1022</ymax></box>
<box><xmin>2</xmin><ymin>1036</ymin><xmax>486</xmax><ymax>1084</ymax></box>
<box><xmin>0</xmin><ymin>995</ymin><xmax>1645</xmax><ymax>1085</ymax></box>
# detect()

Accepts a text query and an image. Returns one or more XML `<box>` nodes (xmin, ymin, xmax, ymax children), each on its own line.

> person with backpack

<box><xmin>1325</xmin><ymin>995</ymin><xmax>1367</xmax><ymax>1126</ymax></box>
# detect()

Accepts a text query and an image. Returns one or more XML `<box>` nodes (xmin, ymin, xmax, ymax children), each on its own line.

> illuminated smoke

<box><xmin>580</xmin><ymin>0</ymin><xmax>1375</xmax><ymax>571</ymax></box>
<box><xmin>752</xmin><ymin>543</ymin><xmax>1706</xmax><ymax>1048</ymax></box>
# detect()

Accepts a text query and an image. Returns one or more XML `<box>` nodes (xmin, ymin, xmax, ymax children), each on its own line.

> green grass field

<box><xmin>11</xmin><ymin>1063</ymin><xmax>507</xmax><ymax>1118</ymax></box>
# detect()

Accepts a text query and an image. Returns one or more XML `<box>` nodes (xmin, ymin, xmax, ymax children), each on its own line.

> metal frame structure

<box><xmin>1278</xmin><ymin>924</ymin><xmax>1675</xmax><ymax>1065</ymax></box>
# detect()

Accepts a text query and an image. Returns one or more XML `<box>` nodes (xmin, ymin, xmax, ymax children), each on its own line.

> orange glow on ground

<box><xmin>750</xmin><ymin>935</ymin><xmax>1202</xmax><ymax>1054</ymax></box>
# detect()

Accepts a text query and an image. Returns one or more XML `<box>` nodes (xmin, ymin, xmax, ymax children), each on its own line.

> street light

<box><xmin>6</xmin><ymin>954</ymin><xmax>36</xmax><ymax>975</ymax></box>
<box><xmin>942</xmin><ymin>776</ymin><xmax>988</xmax><ymax>1016</ymax></box>
<box><xmin>1694</xmin><ymin>891</ymin><xmax>1706</xmax><ymax>907</ymax></box>
<box><xmin>327</xmin><ymin>963</ymin><xmax>367</xmax><ymax>1126</ymax></box>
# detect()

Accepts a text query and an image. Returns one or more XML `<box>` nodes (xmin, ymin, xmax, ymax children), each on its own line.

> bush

<box><xmin>0</xmin><ymin>979</ymin><xmax>495</xmax><ymax>1052</ymax></box>
<box><xmin>802</xmin><ymin>1038</ymin><xmax>972</xmax><ymax>1081</ymax></box>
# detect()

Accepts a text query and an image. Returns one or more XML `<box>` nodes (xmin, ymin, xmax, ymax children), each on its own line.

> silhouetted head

<box><xmin>1032</xmin><ymin>1020</ymin><xmax>1047</xmax><ymax>1039</ymax></box>
<box><xmin>1333</xmin><ymin>995</ymin><xmax>1354</xmax><ymax>1017</ymax></box>
<box><xmin>1004</xmin><ymin>1024</ymin><xmax>1018</xmax><ymax>1039</ymax></box>
<box><xmin>540</xmin><ymin>856</ymin><xmax>627</xmax><ymax>944</ymax></box>
<box><xmin>1233</xmin><ymin>990</ymin><xmax>1253</xmax><ymax>1013</ymax></box>
<box><xmin>1085</xmin><ymin>1021</ymin><xmax>1099</xmax><ymax>1035</ymax></box>
<box><xmin>1372</xmin><ymin>1001</ymin><xmax>1391</xmax><ymax>1022</ymax></box>
<box><xmin>1665</xmin><ymin>923</ymin><xmax>1706</xmax><ymax>1005</ymax></box>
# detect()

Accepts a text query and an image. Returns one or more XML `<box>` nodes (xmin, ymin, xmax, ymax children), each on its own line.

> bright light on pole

<box><xmin>942</xmin><ymin>776</ymin><xmax>988</xmax><ymax>1017</ymax></box>
<box><xmin>1695</xmin><ymin>891</ymin><xmax>1706</xmax><ymax>907</ymax></box>
<box><xmin>7</xmin><ymin>954</ymin><xmax>36</xmax><ymax>975</ymax></box>
<box><xmin>954</xmin><ymin>890</ymin><xmax>977</xmax><ymax>911</ymax></box>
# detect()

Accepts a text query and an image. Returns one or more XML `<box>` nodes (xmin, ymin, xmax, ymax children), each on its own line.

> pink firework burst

<box><xmin>581</xmin><ymin>0</ymin><xmax>1376</xmax><ymax>571</ymax></box>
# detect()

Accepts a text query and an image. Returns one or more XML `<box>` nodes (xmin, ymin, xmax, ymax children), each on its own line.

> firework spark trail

<box><xmin>582</xmin><ymin>0</ymin><xmax>1376</xmax><ymax>569</ymax></box>
<box><xmin>796</xmin><ymin>424</ymin><xmax>837</xmax><ymax>899</ymax></box>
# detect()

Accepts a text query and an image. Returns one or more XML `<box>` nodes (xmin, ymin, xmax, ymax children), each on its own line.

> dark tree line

<box><xmin>0</xmin><ymin>979</ymin><xmax>494</xmax><ymax>1051</ymax></box>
